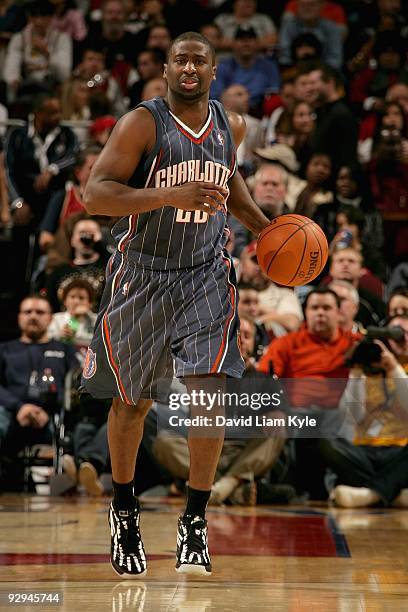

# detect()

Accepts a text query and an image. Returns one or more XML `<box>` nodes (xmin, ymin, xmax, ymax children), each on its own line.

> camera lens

<box><xmin>79</xmin><ymin>233</ymin><xmax>95</xmax><ymax>247</ymax></box>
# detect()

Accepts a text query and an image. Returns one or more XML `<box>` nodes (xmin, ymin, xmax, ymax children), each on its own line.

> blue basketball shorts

<box><xmin>81</xmin><ymin>250</ymin><xmax>244</xmax><ymax>405</ymax></box>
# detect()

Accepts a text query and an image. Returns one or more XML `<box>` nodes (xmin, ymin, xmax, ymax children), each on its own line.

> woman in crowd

<box><xmin>294</xmin><ymin>152</ymin><xmax>333</xmax><ymax>218</ymax></box>
<box><xmin>314</xmin><ymin>163</ymin><xmax>384</xmax><ymax>262</ymax></box>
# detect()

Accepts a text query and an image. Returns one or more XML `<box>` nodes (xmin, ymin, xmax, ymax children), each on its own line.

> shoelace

<box><xmin>185</xmin><ymin>520</ymin><xmax>206</xmax><ymax>553</ymax></box>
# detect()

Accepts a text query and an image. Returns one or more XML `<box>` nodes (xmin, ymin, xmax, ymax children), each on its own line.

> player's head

<box><xmin>164</xmin><ymin>32</ymin><xmax>216</xmax><ymax>101</ymax></box>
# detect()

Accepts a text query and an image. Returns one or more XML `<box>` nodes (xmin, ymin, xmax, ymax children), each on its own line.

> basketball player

<box><xmin>81</xmin><ymin>31</ymin><xmax>270</xmax><ymax>577</ymax></box>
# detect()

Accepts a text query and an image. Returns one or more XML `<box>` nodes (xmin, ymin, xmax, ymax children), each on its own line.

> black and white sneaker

<box><xmin>175</xmin><ymin>514</ymin><xmax>212</xmax><ymax>575</ymax></box>
<box><xmin>109</xmin><ymin>501</ymin><xmax>147</xmax><ymax>578</ymax></box>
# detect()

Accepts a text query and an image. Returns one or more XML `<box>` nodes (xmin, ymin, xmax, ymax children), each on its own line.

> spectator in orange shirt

<box><xmin>258</xmin><ymin>287</ymin><xmax>359</xmax><ymax>409</ymax></box>
<box><xmin>258</xmin><ymin>287</ymin><xmax>360</xmax><ymax>498</ymax></box>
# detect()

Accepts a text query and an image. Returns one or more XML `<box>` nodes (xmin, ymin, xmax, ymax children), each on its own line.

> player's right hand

<box><xmin>170</xmin><ymin>182</ymin><xmax>229</xmax><ymax>216</ymax></box>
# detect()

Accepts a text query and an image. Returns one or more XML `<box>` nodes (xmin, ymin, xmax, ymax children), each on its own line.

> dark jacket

<box><xmin>6</xmin><ymin>121</ymin><xmax>78</xmax><ymax>220</ymax></box>
<box><xmin>312</xmin><ymin>99</ymin><xmax>358</xmax><ymax>170</ymax></box>
<box><xmin>0</xmin><ymin>339</ymin><xmax>79</xmax><ymax>413</ymax></box>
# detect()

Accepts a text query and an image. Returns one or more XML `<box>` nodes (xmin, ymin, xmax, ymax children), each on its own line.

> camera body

<box><xmin>346</xmin><ymin>325</ymin><xmax>405</xmax><ymax>373</ymax></box>
<box><xmin>27</xmin><ymin>369</ymin><xmax>60</xmax><ymax>414</ymax></box>
<box><xmin>379</xmin><ymin>128</ymin><xmax>402</xmax><ymax>160</ymax></box>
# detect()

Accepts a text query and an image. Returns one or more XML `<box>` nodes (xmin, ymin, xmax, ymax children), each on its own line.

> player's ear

<box><xmin>163</xmin><ymin>64</ymin><xmax>168</xmax><ymax>77</ymax></box>
<box><xmin>212</xmin><ymin>65</ymin><xmax>217</xmax><ymax>81</ymax></box>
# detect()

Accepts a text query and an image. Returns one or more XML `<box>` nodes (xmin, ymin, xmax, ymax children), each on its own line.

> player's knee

<box><xmin>110</xmin><ymin>398</ymin><xmax>152</xmax><ymax>421</ymax></box>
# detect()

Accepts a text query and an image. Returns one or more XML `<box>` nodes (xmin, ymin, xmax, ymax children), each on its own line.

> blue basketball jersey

<box><xmin>111</xmin><ymin>97</ymin><xmax>237</xmax><ymax>270</ymax></box>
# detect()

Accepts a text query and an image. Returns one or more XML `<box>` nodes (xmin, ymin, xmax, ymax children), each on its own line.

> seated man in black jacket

<box><xmin>6</xmin><ymin>94</ymin><xmax>78</xmax><ymax>300</ymax></box>
<box><xmin>0</xmin><ymin>295</ymin><xmax>79</xmax><ymax>488</ymax></box>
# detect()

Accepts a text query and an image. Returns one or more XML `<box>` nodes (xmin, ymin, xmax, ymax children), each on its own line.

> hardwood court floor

<box><xmin>0</xmin><ymin>494</ymin><xmax>407</xmax><ymax>611</ymax></box>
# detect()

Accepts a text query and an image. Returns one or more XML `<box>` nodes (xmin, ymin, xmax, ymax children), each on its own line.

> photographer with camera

<box><xmin>319</xmin><ymin>315</ymin><xmax>408</xmax><ymax>508</ymax></box>
<box><xmin>44</xmin><ymin>217</ymin><xmax>109</xmax><ymax>312</ymax></box>
<box><xmin>0</xmin><ymin>295</ymin><xmax>79</xmax><ymax>490</ymax></box>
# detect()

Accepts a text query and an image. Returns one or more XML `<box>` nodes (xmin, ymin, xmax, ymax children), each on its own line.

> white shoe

<box><xmin>78</xmin><ymin>462</ymin><xmax>104</xmax><ymax>496</ymax></box>
<box><xmin>333</xmin><ymin>485</ymin><xmax>381</xmax><ymax>508</ymax></box>
<box><xmin>209</xmin><ymin>476</ymin><xmax>239</xmax><ymax>505</ymax></box>
<box><xmin>392</xmin><ymin>489</ymin><xmax>408</xmax><ymax>508</ymax></box>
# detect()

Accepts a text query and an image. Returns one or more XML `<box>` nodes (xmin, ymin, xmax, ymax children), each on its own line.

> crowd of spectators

<box><xmin>0</xmin><ymin>0</ymin><xmax>407</xmax><ymax>508</ymax></box>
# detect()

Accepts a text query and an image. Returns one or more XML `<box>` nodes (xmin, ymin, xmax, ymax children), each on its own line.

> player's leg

<box><xmin>172</xmin><ymin>255</ymin><xmax>244</xmax><ymax>575</ymax></box>
<box><xmin>186</xmin><ymin>374</ymin><xmax>225</xmax><ymax>491</ymax></box>
<box><xmin>175</xmin><ymin>374</ymin><xmax>225</xmax><ymax>575</ymax></box>
<box><xmin>108</xmin><ymin>397</ymin><xmax>152</xmax><ymax>578</ymax></box>
<box><xmin>109</xmin><ymin>397</ymin><xmax>152</xmax><ymax>486</ymax></box>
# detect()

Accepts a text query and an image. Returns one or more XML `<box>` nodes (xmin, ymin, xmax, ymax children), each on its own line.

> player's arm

<box><xmin>226</xmin><ymin>111</ymin><xmax>270</xmax><ymax>236</ymax></box>
<box><xmin>84</xmin><ymin>108</ymin><xmax>227</xmax><ymax>217</ymax></box>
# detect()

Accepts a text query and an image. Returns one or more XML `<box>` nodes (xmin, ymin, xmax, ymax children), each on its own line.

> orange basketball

<box><xmin>256</xmin><ymin>214</ymin><xmax>328</xmax><ymax>287</ymax></box>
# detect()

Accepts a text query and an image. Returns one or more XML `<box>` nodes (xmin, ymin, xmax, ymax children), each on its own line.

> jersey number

<box><xmin>175</xmin><ymin>209</ymin><xmax>208</xmax><ymax>223</ymax></box>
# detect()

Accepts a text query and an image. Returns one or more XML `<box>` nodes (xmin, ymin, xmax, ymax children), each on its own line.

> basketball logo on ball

<box><xmin>256</xmin><ymin>214</ymin><xmax>329</xmax><ymax>287</ymax></box>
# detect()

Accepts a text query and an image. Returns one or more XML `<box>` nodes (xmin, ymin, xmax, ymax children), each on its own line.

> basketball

<box><xmin>256</xmin><ymin>214</ymin><xmax>329</xmax><ymax>287</ymax></box>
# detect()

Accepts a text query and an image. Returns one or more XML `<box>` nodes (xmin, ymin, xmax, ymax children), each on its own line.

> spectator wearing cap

<box><xmin>214</xmin><ymin>0</ymin><xmax>277</xmax><ymax>54</ymax></box>
<box><xmin>254</xmin><ymin>144</ymin><xmax>307</xmax><ymax>210</ymax></box>
<box><xmin>279</xmin><ymin>0</ymin><xmax>343</xmax><ymax>68</ymax></box>
<box><xmin>211</xmin><ymin>25</ymin><xmax>280</xmax><ymax>115</ymax></box>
